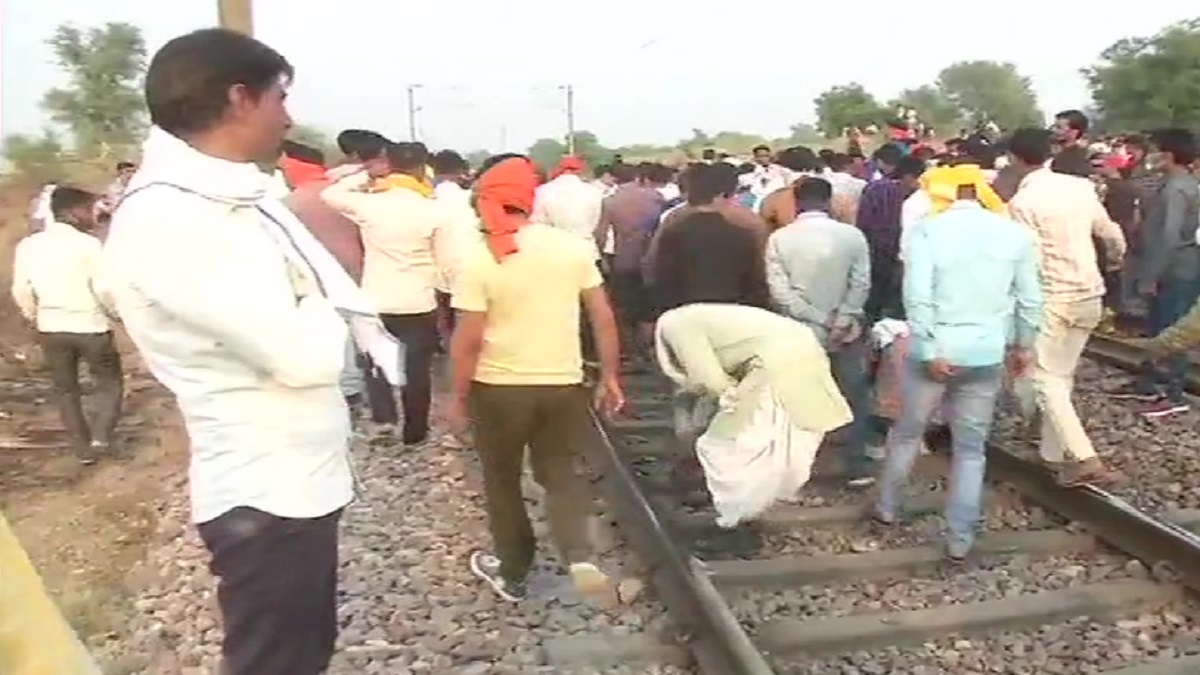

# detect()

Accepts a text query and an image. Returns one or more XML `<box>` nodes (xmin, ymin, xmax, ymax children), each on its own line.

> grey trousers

<box><xmin>38</xmin><ymin>331</ymin><xmax>123</xmax><ymax>453</ymax></box>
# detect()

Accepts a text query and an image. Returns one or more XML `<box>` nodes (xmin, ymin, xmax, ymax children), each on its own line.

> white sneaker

<box><xmin>569</xmin><ymin>562</ymin><xmax>618</xmax><ymax>605</ymax></box>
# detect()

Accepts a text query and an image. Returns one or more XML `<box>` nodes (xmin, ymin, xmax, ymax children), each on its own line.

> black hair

<box><xmin>646</xmin><ymin>163</ymin><xmax>674</xmax><ymax>185</ymax></box>
<box><xmin>386</xmin><ymin>141</ymin><xmax>430</xmax><ymax>173</ymax></box>
<box><xmin>1049</xmin><ymin>151</ymin><xmax>1092</xmax><ymax>178</ymax></box>
<box><xmin>1054</xmin><ymin>109</ymin><xmax>1089</xmax><ymax>135</ymax></box>
<box><xmin>611</xmin><ymin>163</ymin><xmax>639</xmax><ymax>184</ymax></box>
<box><xmin>1150</xmin><ymin>128</ymin><xmax>1198</xmax><ymax>166</ymax></box>
<box><xmin>793</xmin><ymin>176</ymin><xmax>833</xmax><ymax>208</ymax></box>
<box><xmin>893</xmin><ymin>156</ymin><xmax>926</xmax><ymax>179</ymax></box>
<box><xmin>700</xmin><ymin>148</ymin><xmax>717</xmax><ymax>160</ymax></box>
<box><xmin>336</xmin><ymin>129</ymin><xmax>389</xmax><ymax>159</ymax></box>
<box><xmin>594</xmin><ymin>164</ymin><xmax>613</xmax><ymax>177</ymax></box>
<box><xmin>776</xmin><ymin>146</ymin><xmax>823</xmax><ymax>173</ymax></box>
<box><xmin>430</xmin><ymin>149</ymin><xmax>469</xmax><ymax>175</ymax></box>
<box><xmin>1007</xmin><ymin>127</ymin><xmax>1054</xmax><ymax>166</ymax></box>
<box><xmin>872</xmin><ymin>144</ymin><xmax>902</xmax><ymax>166</ymax></box>
<box><xmin>476</xmin><ymin>153</ymin><xmax>527</xmax><ymax>176</ymax></box>
<box><xmin>686</xmin><ymin>164</ymin><xmax>737</xmax><ymax>205</ymax></box>
<box><xmin>281</xmin><ymin>139</ymin><xmax>325</xmax><ymax>165</ymax></box>
<box><xmin>49</xmin><ymin>186</ymin><xmax>97</xmax><ymax>221</ymax></box>
<box><xmin>116</xmin><ymin>161</ymin><xmax>135</xmax><ymax>171</ymax></box>
<box><xmin>145</xmin><ymin>28</ymin><xmax>293</xmax><ymax>136</ymax></box>
<box><xmin>828</xmin><ymin>152</ymin><xmax>854</xmax><ymax>173</ymax></box>
<box><xmin>752</xmin><ymin>144</ymin><xmax>771</xmax><ymax>154</ymax></box>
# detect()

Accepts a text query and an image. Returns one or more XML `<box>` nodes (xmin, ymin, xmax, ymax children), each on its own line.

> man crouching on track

<box><xmin>874</xmin><ymin>164</ymin><xmax>1043</xmax><ymax>563</ymax></box>
<box><xmin>654</xmin><ymin>302</ymin><xmax>853</xmax><ymax>527</ymax></box>
<box><xmin>446</xmin><ymin>155</ymin><xmax>626</xmax><ymax>604</ymax></box>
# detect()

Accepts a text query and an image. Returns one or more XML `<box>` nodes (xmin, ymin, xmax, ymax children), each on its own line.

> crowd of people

<box><xmin>8</xmin><ymin>25</ymin><xmax>1200</xmax><ymax>675</ymax></box>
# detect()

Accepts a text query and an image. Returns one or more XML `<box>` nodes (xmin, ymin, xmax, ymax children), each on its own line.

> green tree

<box><xmin>890</xmin><ymin>85</ymin><xmax>962</xmax><ymax>135</ymax></box>
<box><xmin>287</xmin><ymin>124</ymin><xmax>333</xmax><ymax>155</ymax></box>
<box><xmin>1</xmin><ymin>131</ymin><xmax>67</xmax><ymax>183</ymax></box>
<box><xmin>936</xmin><ymin>60</ymin><xmax>1043</xmax><ymax>131</ymax></box>
<box><xmin>528</xmin><ymin>137</ymin><xmax>567</xmax><ymax>169</ymax></box>
<box><xmin>777</xmin><ymin>122</ymin><xmax>824</xmax><ymax>147</ymax></box>
<box><xmin>1085</xmin><ymin>18</ymin><xmax>1200</xmax><ymax>131</ymax></box>
<box><xmin>41</xmin><ymin>22</ymin><xmax>147</xmax><ymax>154</ymax></box>
<box><xmin>813</xmin><ymin>83</ymin><xmax>888</xmax><ymax>138</ymax></box>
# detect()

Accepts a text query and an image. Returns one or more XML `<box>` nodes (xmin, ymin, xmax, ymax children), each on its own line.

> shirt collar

<box><xmin>945</xmin><ymin>200</ymin><xmax>985</xmax><ymax>212</ymax></box>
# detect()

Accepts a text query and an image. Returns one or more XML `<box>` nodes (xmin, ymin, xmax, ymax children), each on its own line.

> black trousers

<box><xmin>380</xmin><ymin>311</ymin><xmax>439</xmax><ymax>444</ymax></box>
<box><xmin>38</xmin><ymin>331</ymin><xmax>123</xmax><ymax>454</ymax></box>
<box><xmin>198</xmin><ymin>507</ymin><xmax>341</xmax><ymax>675</ymax></box>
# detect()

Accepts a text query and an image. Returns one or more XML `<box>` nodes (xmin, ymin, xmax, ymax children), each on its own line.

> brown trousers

<box><xmin>469</xmin><ymin>383</ymin><xmax>594</xmax><ymax>583</ymax></box>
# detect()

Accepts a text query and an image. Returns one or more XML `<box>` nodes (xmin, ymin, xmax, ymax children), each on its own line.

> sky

<box><xmin>1</xmin><ymin>1</ymin><xmax>1196</xmax><ymax>153</ymax></box>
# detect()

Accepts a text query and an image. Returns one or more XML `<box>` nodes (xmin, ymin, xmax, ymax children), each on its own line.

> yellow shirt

<box><xmin>453</xmin><ymin>224</ymin><xmax>602</xmax><ymax>385</ymax></box>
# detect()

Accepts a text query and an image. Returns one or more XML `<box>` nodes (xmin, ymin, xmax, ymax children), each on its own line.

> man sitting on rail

<box><xmin>654</xmin><ymin>302</ymin><xmax>852</xmax><ymax>527</ymax></box>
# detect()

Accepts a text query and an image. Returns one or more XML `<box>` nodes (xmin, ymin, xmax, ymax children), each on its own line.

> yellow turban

<box><xmin>920</xmin><ymin>164</ymin><xmax>1006</xmax><ymax>216</ymax></box>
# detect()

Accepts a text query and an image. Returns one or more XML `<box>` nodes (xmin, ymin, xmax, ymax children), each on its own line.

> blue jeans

<box><xmin>1137</xmin><ymin>277</ymin><xmax>1200</xmax><ymax>402</ymax></box>
<box><xmin>877</xmin><ymin>359</ymin><xmax>1004</xmax><ymax>551</ymax></box>
<box><xmin>829</xmin><ymin>336</ymin><xmax>873</xmax><ymax>478</ymax></box>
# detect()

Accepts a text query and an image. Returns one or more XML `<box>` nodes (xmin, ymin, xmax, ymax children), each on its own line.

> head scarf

<box><xmin>476</xmin><ymin>157</ymin><xmax>538</xmax><ymax>261</ymax></box>
<box><xmin>920</xmin><ymin>164</ymin><xmax>1006</xmax><ymax>216</ymax></box>
<box><xmin>550</xmin><ymin>156</ymin><xmax>586</xmax><ymax>181</ymax></box>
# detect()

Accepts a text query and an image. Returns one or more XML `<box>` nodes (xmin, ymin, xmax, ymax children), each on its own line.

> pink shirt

<box><xmin>283</xmin><ymin>181</ymin><xmax>365</xmax><ymax>283</ymax></box>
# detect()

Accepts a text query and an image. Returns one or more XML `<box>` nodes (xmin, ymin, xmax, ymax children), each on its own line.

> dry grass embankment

<box><xmin>0</xmin><ymin>175</ymin><xmax>190</xmax><ymax>673</ymax></box>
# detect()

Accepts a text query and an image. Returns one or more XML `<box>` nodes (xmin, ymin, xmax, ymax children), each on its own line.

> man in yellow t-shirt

<box><xmin>448</xmin><ymin>155</ymin><xmax>624</xmax><ymax>605</ymax></box>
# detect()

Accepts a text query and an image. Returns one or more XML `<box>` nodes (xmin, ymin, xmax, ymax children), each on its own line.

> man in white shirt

<box><xmin>11</xmin><ymin>186</ymin><xmax>122</xmax><ymax>465</ymax></box>
<box><xmin>750</xmin><ymin>144</ymin><xmax>788</xmax><ymax>201</ymax></box>
<box><xmin>323</xmin><ymin>141</ymin><xmax>462</xmax><ymax>446</ymax></box>
<box><xmin>430</xmin><ymin>149</ymin><xmax>478</xmax><ymax>344</ymax></box>
<box><xmin>101</xmin><ymin>29</ymin><xmax>355</xmax><ymax>675</ymax></box>
<box><xmin>532</xmin><ymin>156</ymin><xmax>603</xmax><ymax>259</ymax></box>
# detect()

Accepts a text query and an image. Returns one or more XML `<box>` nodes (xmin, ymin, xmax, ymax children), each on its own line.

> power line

<box><xmin>406</xmin><ymin>84</ymin><xmax>422</xmax><ymax>141</ymax></box>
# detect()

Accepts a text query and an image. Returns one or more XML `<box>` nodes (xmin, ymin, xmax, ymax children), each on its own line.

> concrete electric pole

<box><xmin>217</xmin><ymin>0</ymin><xmax>254</xmax><ymax>35</ymax></box>
<box><xmin>561</xmin><ymin>85</ymin><xmax>576</xmax><ymax>155</ymax></box>
<box><xmin>406</xmin><ymin>85</ymin><xmax>422</xmax><ymax>141</ymax></box>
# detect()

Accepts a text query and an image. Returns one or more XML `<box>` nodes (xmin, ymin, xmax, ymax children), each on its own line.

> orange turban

<box><xmin>476</xmin><ymin>157</ymin><xmax>538</xmax><ymax>261</ymax></box>
<box><xmin>550</xmin><ymin>156</ymin><xmax>587</xmax><ymax>180</ymax></box>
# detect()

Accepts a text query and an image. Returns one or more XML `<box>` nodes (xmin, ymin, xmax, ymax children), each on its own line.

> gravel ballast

<box><xmin>104</xmin><ymin>393</ymin><xmax>693</xmax><ymax>674</ymax></box>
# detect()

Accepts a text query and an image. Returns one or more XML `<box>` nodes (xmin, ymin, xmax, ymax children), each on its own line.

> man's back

<box><xmin>456</xmin><ymin>224</ymin><xmax>600</xmax><ymax>385</ymax></box>
<box><xmin>905</xmin><ymin>203</ymin><xmax>1041</xmax><ymax>367</ymax></box>
<box><xmin>285</xmin><ymin>181</ymin><xmax>364</xmax><ymax>282</ymax></box>
<box><xmin>599</xmin><ymin>184</ymin><xmax>664</xmax><ymax>273</ymax></box>
<box><xmin>653</xmin><ymin>210</ymin><xmax>769</xmax><ymax>312</ymax></box>
<box><xmin>12</xmin><ymin>223</ymin><xmax>109</xmax><ymax>334</ymax></box>
<box><xmin>533</xmin><ymin>174</ymin><xmax>602</xmax><ymax>257</ymax></box>
<box><xmin>1009</xmin><ymin>168</ymin><xmax>1122</xmax><ymax>302</ymax></box>
<box><xmin>765</xmin><ymin>212</ymin><xmax>870</xmax><ymax>334</ymax></box>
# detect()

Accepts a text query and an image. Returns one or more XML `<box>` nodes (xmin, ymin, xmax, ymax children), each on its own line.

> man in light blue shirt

<box><xmin>875</xmin><ymin>172</ymin><xmax>1042</xmax><ymax>561</ymax></box>
<box><xmin>765</xmin><ymin>177</ymin><xmax>874</xmax><ymax>487</ymax></box>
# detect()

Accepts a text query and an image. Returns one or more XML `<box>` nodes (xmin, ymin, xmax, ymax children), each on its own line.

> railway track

<box><xmin>585</xmin><ymin>364</ymin><xmax>1200</xmax><ymax>674</ymax></box>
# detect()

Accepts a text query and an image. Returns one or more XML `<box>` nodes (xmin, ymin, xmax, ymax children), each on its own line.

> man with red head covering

<box><xmin>449</xmin><ymin>155</ymin><xmax>625</xmax><ymax>604</ymax></box>
<box><xmin>532</xmin><ymin>155</ymin><xmax>603</xmax><ymax>259</ymax></box>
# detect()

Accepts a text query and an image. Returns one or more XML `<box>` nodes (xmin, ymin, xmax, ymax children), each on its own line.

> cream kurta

<box><xmin>655</xmin><ymin>303</ymin><xmax>851</xmax><ymax>436</ymax></box>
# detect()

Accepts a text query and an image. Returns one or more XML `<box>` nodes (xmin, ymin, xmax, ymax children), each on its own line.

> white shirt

<box><xmin>433</xmin><ymin>179</ymin><xmax>484</xmax><ymax>290</ymax></box>
<box><xmin>532</xmin><ymin>174</ymin><xmax>603</xmax><ymax>259</ymax></box>
<box><xmin>899</xmin><ymin>190</ymin><xmax>933</xmax><ymax>262</ymax></box>
<box><xmin>827</xmin><ymin>171</ymin><xmax>867</xmax><ymax>203</ymax></box>
<box><xmin>322</xmin><ymin>172</ymin><xmax>462</xmax><ymax>313</ymax></box>
<box><xmin>751</xmin><ymin>163</ymin><xmax>789</xmax><ymax>198</ymax></box>
<box><xmin>103</xmin><ymin>148</ymin><xmax>355</xmax><ymax>525</ymax></box>
<box><xmin>657</xmin><ymin>183</ymin><xmax>681</xmax><ymax>203</ymax></box>
<box><xmin>11</xmin><ymin>221</ymin><xmax>111</xmax><ymax>334</ymax></box>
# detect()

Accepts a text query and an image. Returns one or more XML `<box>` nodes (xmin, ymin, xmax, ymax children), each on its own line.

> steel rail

<box><xmin>987</xmin><ymin>446</ymin><xmax>1200</xmax><ymax>595</ymax></box>
<box><xmin>585</xmin><ymin>407</ymin><xmax>776</xmax><ymax>675</ymax></box>
<box><xmin>1085</xmin><ymin>334</ymin><xmax>1200</xmax><ymax>394</ymax></box>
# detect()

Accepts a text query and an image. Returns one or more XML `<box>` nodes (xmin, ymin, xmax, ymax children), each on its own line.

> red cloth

<box><xmin>281</xmin><ymin>155</ymin><xmax>327</xmax><ymax>189</ymax></box>
<box><xmin>477</xmin><ymin>157</ymin><xmax>538</xmax><ymax>261</ymax></box>
<box><xmin>549</xmin><ymin>156</ymin><xmax>586</xmax><ymax>181</ymax></box>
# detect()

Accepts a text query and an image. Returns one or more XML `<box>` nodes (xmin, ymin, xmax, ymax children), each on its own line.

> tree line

<box><xmin>4</xmin><ymin>17</ymin><xmax>1200</xmax><ymax>182</ymax></box>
